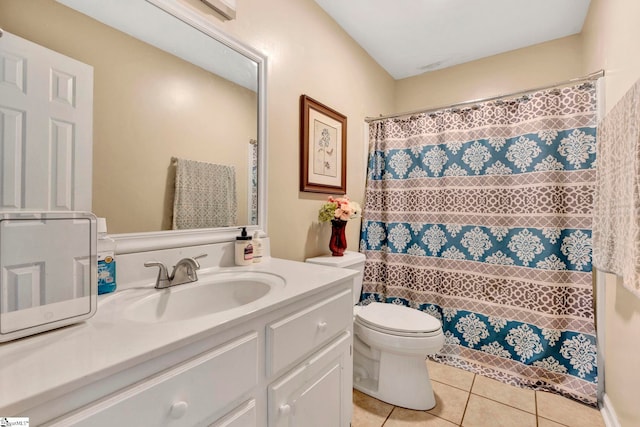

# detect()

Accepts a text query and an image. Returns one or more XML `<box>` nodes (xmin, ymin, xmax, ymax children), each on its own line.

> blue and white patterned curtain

<box><xmin>360</xmin><ymin>82</ymin><xmax>598</xmax><ymax>405</ymax></box>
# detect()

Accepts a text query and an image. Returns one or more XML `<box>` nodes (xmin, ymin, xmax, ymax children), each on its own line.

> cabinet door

<box><xmin>268</xmin><ymin>332</ymin><xmax>352</xmax><ymax>427</ymax></box>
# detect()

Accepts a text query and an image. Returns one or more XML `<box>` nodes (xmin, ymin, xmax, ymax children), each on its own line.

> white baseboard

<box><xmin>601</xmin><ymin>393</ymin><xmax>621</xmax><ymax>427</ymax></box>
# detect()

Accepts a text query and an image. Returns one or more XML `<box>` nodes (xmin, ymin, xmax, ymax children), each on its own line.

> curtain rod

<box><xmin>365</xmin><ymin>69</ymin><xmax>605</xmax><ymax>123</ymax></box>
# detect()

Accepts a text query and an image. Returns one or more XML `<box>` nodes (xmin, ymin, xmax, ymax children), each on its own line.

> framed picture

<box><xmin>300</xmin><ymin>95</ymin><xmax>347</xmax><ymax>194</ymax></box>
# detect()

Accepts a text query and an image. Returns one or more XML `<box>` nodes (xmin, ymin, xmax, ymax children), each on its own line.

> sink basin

<box><xmin>122</xmin><ymin>271</ymin><xmax>285</xmax><ymax>323</ymax></box>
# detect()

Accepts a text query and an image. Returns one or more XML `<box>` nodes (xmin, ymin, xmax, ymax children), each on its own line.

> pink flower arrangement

<box><xmin>318</xmin><ymin>195</ymin><xmax>362</xmax><ymax>222</ymax></box>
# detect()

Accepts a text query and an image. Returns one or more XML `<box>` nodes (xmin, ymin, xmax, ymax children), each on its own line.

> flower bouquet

<box><xmin>318</xmin><ymin>196</ymin><xmax>361</xmax><ymax>256</ymax></box>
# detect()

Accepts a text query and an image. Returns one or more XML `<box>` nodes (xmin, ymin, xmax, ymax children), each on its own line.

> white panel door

<box><xmin>0</xmin><ymin>31</ymin><xmax>93</xmax><ymax>211</ymax></box>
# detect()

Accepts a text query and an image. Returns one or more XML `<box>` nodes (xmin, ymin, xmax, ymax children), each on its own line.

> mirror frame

<box><xmin>57</xmin><ymin>0</ymin><xmax>268</xmax><ymax>254</ymax></box>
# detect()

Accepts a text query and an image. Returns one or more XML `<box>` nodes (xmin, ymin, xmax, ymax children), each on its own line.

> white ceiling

<box><xmin>313</xmin><ymin>0</ymin><xmax>592</xmax><ymax>80</ymax></box>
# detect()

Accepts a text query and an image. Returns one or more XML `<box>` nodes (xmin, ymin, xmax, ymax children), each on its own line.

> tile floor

<box><xmin>352</xmin><ymin>360</ymin><xmax>605</xmax><ymax>427</ymax></box>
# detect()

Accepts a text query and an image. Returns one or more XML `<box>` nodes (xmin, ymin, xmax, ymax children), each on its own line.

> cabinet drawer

<box><xmin>267</xmin><ymin>289</ymin><xmax>351</xmax><ymax>375</ymax></box>
<box><xmin>52</xmin><ymin>333</ymin><xmax>258</xmax><ymax>427</ymax></box>
<box><xmin>210</xmin><ymin>399</ymin><xmax>256</xmax><ymax>427</ymax></box>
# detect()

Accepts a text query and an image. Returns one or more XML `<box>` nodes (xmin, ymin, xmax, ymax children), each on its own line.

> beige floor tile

<box><xmin>352</xmin><ymin>389</ymin><xmax>394</xmax><ymax>427</ymax></box>
<box><xmin>538</xmin><ymin>417</ymin><xmax>570</xmax><ymax>427</ymax></box>
<box><xmin>536</xmin><ymin>391</ymin><xmax>605</xmax><ymax>427</ymax></box>
<box><xmin>471</xmin><ymin>375</ymin><xmax>535</xmax><ymax>414</ymax></box>
<box><xmin>383</xmin><ymin>407</ymin><xmax>458</xmax><ymax>427</ymax></box>
<box><xmin>426</xmin><ymin>360</ymin><xmax>475</xmax><ymax>391</ymax></box>
<box><xmin>462</xmin><ymin>394</ymin><xmax>536</xmax><ymax>427</ymax></box>
<box><xmin>426</xmin><ymin>380</ymin><xmax>470</xmax><ymax>425</ymax></box>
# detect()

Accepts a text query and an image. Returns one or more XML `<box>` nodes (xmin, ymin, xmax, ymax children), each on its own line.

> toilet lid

<box><xmin>355</xmin><ymin>302</ymin><xmax>441</xmax><ymax>334</ymax></box>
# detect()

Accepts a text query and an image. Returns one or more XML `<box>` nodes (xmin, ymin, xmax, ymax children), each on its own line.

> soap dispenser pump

<box><xmin>235</xmin><ymin>227</ymin><xmax>253</xmax><ymax>265</ymax></box>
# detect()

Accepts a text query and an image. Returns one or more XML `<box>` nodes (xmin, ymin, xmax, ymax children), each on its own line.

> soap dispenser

<box><xmin>235</xmin><ymin>227</ymin><xmax>253</xmax><ymax>265</ymax></box>
<box><xmin>252</xmin><ymin>230</ymin><xmax>263</xmax><ymax>263</ymax></box>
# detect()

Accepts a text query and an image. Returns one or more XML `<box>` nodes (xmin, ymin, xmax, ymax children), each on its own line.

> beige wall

<box><xmin>177</xmin><ymin>0</ymin><xmax>396</xmax><ymax>261</ymax></box>
<box><xmin>583</xmin><ymin>0</ymin><xmax>640</xmax><ymax>114</ymax></box>
<box><xmin>395</xmin><ymin>35</ymin><xmax>584</xmax><ymax>113</ymax></box>
<box><xmin>0</xmin><ymin>0</ymin><xmax>256</xmax><ymax>234</ymax></box>
<box><xmin>582</xmin><ymin>0</ymin><xmax>640</xmax><ymax>426</ymax></box>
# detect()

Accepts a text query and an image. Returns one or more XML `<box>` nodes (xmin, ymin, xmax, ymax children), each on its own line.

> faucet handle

<box><xmin>191</xmin><ymin>253</ymin><xmax>207</xmax><ymax>269</ymax></box>
<box><xmin>144</xmin><ymin>260</ymin><xmax>166</xmax><ymax>269</ymax></box>
<box><xmin>144</xmin><ymin>261</ymin><xmax>170</xmax><ymax>288</ymax></box>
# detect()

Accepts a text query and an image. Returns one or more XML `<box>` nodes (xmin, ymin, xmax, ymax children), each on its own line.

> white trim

<box><xmin>111</xmin><ymin>227</ymin><xmax>257</xmax><ymax>254</ymax></box>
<box><xmin>594</xmin><ymin>79</ymin><xmax>616</xmax><ymax>427</ymax></box>
<box><xmin>594</xmin><ymin>78</ymin><xmax>606</xmax><ymax>405</ymax></box>
<box><xmin>201</xmin><ymin>0</ymin><xmax>236</xmax><ymax>20</ymax></box>
<box><xmin>596</xmin><ymin>268</ymin><xmax>606</xmax><ymax>401</ymax></box>
<box><xmin>600</xmin><ymin>393</ymin><xmax>622</xmax><ymax>427</ymax></box>
<box><xmin>596</xmin><ymin>74</ymin><xmax>606</xmax><ymax>122</ymax></box>
<box><xmin>363</xmin><ymin>122</ymin><xmax>370</xmax><ymax>176</ymax></box>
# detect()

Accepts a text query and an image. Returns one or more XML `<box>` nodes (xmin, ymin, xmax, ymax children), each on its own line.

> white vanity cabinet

<box><xmin>29</xmin><ymin>278</ymin><xmax>353</xmax><ymax>427</ymax></box>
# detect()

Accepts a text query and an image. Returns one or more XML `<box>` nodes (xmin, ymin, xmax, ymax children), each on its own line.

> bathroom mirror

<box><xmin>60</xmin><ymin>0</ymin><xmax>267</xmax><ymax>251</ymax></box>
<box><xmin>1</xmin><ymin>0</ymin><xmax>267</xmax><ymax>252</ymax></box>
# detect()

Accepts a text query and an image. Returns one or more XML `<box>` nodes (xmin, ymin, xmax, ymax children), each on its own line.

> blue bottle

<box><xmin>97</xmin><ymin>218</ymin><xmax>117</xmax><ymax>294</ymax></box>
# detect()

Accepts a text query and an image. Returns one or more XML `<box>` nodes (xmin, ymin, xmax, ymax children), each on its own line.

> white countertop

<box><xmin>0</xmin><ymin>258</ymin><xmax>356</xmax><ymax>416</ymax></box>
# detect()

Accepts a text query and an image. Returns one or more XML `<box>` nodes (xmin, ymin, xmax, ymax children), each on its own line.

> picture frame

<box><xmin>299</xmin><ymin>95</ymin><xmax>347</xmax><ymax>194</ymax></box>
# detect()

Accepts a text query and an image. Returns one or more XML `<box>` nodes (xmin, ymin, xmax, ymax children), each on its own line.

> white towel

<box><xmin>172</xmin><ymin>158</ymin><xmax>237</xmax><ymax>229</ymax></box>
<box><xmin>593</xmin><ymin>79</ymin><xmax>640</xmax><ymax>297</ymax></box>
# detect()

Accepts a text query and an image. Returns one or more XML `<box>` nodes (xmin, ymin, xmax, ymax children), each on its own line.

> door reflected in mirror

<box><xmin>0</xmin><ymin>0</ymin><xmax>262</xmax><ymax>234</ymax></box>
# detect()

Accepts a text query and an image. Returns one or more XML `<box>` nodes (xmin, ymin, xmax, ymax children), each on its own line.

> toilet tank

<box><xmin>305</xmin><ymin>251</ymin><xmax>366</xmax><ymax>305</ymax></box>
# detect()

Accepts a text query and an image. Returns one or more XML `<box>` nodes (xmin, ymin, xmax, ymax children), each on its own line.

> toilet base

<box><xmin>354</xmin><ymin>351</ymin><xmax>436</xmax><ymax>410</ymax></box>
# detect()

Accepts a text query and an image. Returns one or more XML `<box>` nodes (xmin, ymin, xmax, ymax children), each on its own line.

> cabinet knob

<box><xmin>317</xmin><ymin>321</ymin><xmax>327</xmax><ymax>331</ymax></box>
<box><xmin>279</xmin><ymin>404</ymin><xmax>291</xmax><ymax>415</ymax></box>
<box><xmin>170</xmin><ymin>401</ymin><xmax>189</xmax><ymax>419</ymax></box>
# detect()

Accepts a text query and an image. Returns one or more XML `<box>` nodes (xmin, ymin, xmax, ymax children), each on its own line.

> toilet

<box><xmin>305</xmin><ymin>251</ymin><xmax>444</xmax><ymax>410</ymax></box>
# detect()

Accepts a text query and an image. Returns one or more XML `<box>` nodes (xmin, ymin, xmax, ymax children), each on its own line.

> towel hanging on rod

<box><xmin>171</xmin><ymin>157</ymin><xmax>237</xmax><ymax>229</ymax></box>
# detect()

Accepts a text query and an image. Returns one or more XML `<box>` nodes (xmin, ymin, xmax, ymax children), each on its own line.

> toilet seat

<box><xmin>355</xmin><ymin>302</ymin><xmax>442</xmax><ymax>337</ymax></box>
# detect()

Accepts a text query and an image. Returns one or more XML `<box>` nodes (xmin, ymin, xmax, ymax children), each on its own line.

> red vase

<box><xmin>329</xmin><ymin>219</ymin><xmax>348</xmax><ymax>256</ymax></box>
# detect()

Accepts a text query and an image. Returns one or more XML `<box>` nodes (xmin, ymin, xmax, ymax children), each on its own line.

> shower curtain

<box><xmin>360</xmin><ymin>82</ymin><xmax>598</xmax><ymax>405</ymax></box>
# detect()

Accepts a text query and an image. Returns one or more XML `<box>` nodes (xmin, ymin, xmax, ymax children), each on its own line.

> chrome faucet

<box><xmin>144</xmin><ymin>254</ymin><xmax>207</xmax><ymax>289</ymax></box>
